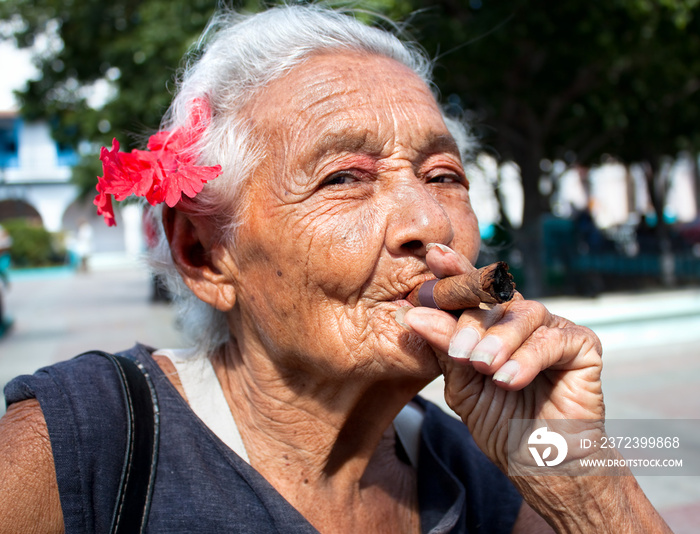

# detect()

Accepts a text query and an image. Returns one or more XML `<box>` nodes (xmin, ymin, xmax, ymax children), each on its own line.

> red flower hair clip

<box><xmin>94</xmin><ymin>98</ymin><xmax>223</xmax><ymax>226</ymax></box>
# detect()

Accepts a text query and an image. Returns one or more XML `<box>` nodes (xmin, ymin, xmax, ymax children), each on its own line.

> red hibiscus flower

<box><xmin>94</xmin><ymin>98</ymin><xmax>222</xmax><ymax>226</ymax></box>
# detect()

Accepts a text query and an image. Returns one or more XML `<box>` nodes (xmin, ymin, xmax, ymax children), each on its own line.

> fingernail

<box><xmin>493</xmin><ymin>360</ymin><xmax>520</xmax><ymax>385</ymax></box>
<box><xmin>395</xmin><ymin>306</ymin><xmax>413</xmax><ymax>330</ymax></box>
<box><xmin>470</xmin><ymin>335</ymin><xmax>502</xmax><ymax>366</ymax></box>
<box><xmin>426</xmin><ymin>243</ymin><xmax>455</xmax><ymax>254</ymax></box>
<box><xmin>448</xmin><ymin>327</ymin><xmax>480</xmax><ymax>359</ymax></box>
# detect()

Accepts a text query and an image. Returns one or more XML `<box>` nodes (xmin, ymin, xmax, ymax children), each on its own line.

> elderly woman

<box><xmin>0</xmin><ymin>5</ymin><xmax>669</xmax><ymax>533</ymax></box>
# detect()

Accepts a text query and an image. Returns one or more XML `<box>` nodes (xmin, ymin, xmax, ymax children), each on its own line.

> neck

<box><xmin>211</xmin><ymin>342</ymin><xmax>426</xmax><ymax>487</ymax></box>
<box><xmin>212</xmin><ymin>341</ymin><xmax>425</xmax><ymax>533</ymax></box>
<box><xmin>210</xmin><ymin>309</ymin><xmax>431</xmax><ymax>533</ymax></box>
<box><xmin>212</xmin><ymin>312</ymin><xmax>432</xmax><ymax>533</ymax></box>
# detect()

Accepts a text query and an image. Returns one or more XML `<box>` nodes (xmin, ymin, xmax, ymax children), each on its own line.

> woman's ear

<box><xmin>163</xmin><ymin>207</ymin><xmax>238</xmax><ymax>311</ymax></box>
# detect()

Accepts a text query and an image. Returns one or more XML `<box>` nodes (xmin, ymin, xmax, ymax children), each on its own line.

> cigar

<box><xmin>405</xmin><ymin>262</ymin><xmax>515</xmax><ymax>310</ymax></box>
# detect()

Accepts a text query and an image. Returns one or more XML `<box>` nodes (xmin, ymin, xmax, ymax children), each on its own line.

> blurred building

<box><xmin>0</xmin><ymin>111</ymin><xmax>143</xmax><ymax>268</ymax></box>
<box><xmin>0</xmin><ymin>111</ymin><xmax>79</xmax><ymax>231</ymax></box>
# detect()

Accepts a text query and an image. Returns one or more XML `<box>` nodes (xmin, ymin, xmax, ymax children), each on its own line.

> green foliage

<box><xmin>1</xmin><ymin>218</ymin><xmax>67</xmax><ymax>268</ymax></box>
<box><xmin>1</xmin><ymin>0</ymin><xmax>218</xmax><ymax>149</ymax></box>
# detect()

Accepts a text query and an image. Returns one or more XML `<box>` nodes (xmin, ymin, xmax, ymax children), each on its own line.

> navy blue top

<box><xmin>5</xmin><ymin>344</ymin><xmax>522</xmax><ymax>533</ymax></box>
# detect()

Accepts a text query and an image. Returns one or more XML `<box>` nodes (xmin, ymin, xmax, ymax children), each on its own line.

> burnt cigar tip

<box><xmin>405</xmin><ymin>261</ymin><xmax>516</xmax><ymax>309</ymax></box>
<box><xmin>490</xmin><ymin>261</ymin><xmax>515</xmax><ymax>302</ymax></box>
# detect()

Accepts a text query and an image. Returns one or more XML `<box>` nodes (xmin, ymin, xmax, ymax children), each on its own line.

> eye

<box><xmin>428</xmin><ymin>174</ymin><xmax>459</xmax><ymax>184</ymax></box>
<box><xmin>428</xmin><ymin>172</ymin><xmax>466</xmax><ymax>186</ymax></box>
<box><xmin>321</xmin><ymin>171</ymin><xmax>358</xmax><ymax>186</ymax></box>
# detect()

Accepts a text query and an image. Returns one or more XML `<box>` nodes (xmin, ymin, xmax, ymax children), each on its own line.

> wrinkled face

<box><xmin>229</xmin><ymin>51</ymin><xmax>480</xmax><ymax>382</ymax></box>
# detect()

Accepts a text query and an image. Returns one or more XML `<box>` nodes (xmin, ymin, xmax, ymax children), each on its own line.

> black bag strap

<box><xmin>93</xmin><ymin>351</ymin><xmax>160</xmax><ymax>534</ymax></box>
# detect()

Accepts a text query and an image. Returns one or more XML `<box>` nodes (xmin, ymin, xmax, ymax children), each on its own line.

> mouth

<box><xmin>391</xmin><ymin>274</ymin><xmax>436</xmax><ymax>305</ymax></box>
<box><xmin>393</xmin><ymin>289</ymin><xmax>410</xmax><ymax>303</ymax></box>
<box><xmin>392</xmin><ymin>296</ymin><xmax>412</xmax><ymax>309</ymax></box>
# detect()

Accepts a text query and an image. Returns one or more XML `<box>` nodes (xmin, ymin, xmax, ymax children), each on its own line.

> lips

<box><xmin>392</xmin><ymin>274</ymin><xmax>435</xmax><ymax>303</ymax></box>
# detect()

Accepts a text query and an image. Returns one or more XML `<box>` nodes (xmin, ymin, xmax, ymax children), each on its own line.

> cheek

<box><xmin>239</xmin><ymin>199</ymin><xmax>384</xmax><ymax>309</ymax></box>
<box><xmin>301</xmin><ymin>205</ymin><xmax>383</xmax><ymax>297</ymax></box>
<box><xmin>447</xmin><ymin>201</ymin><xmax>481</xmax><ymax>263</ymax></box>
<box><xmin>234</xmin><ymin>204</ymin><xmax>390</xmax><ymax>360</ymax></box>
<box><xmin>465</xmin><ymin>211</ymin><xmax>481</xmax><ymax>262</ymax></box>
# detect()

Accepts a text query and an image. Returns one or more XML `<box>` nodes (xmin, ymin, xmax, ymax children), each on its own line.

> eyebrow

<box><xmin>307</xmin><ymin>130</ymin><xmax>461</xmax><ymax>170</ymax></box>
<box><xmin>310</xmin><ymin>131</ymin><xmax>378</xmax><ymax>162</ymax></box>
<box><xmin>417</xmin><ymin>134</ymin><xmax>462</xmax><ymax>160</ymax></box>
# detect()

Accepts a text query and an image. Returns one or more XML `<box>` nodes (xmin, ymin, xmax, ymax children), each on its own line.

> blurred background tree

<box><xmin>2</xmin><ymin>0</ymin><xmax>699</xmax><ymax>294</ymax></box>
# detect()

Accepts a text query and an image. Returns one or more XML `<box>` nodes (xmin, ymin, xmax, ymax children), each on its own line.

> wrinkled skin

<box><xmin>226</xmin><ymin>52</ymin><xmax>481</xmax><ymax>392</ymax></box>
<box><xmin>186</xmin><ymin>51</ymin><xmax>492</xmax><ymax>532</ymax></box>
<box><xmin>227</xmin><ymin>50</ymin><xmax>604</xmax><ymax>463</ymax></box>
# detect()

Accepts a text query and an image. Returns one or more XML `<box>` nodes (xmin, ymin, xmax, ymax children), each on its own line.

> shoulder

<box><xmin>5</xmin><ymin>345</ymin><xmax>155</xmax><ymax>406</ymax></box>
<box><xmin>0</xmin><ymin>399</ymin><xmax>64</xmax><ymax>533</ymax></box>
<box><xmin>3</xmin><ymin>346</ymin><xmax>157</xmax><ymax>460</ymax></box>
<box><xmin>2</xmin><ymin>345</ymin><xmax>156</xmax><ymax>533</ymax></box>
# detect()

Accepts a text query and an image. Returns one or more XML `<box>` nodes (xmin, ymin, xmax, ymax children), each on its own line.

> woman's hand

<box><xmin>403</xmin><ymin>245</ymin><xmax>674</xmax><ymax>533</ymax></box>
<box><xmin>403</xmin><ymin>244</ymin><xmax>604</xmax><ymax>470</ymax></box>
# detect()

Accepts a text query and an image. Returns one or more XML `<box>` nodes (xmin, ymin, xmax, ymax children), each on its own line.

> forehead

<box><xmin>245</xmin><ymin>51</ymin><xmax>451</xmax><ymax>159</ymax></box>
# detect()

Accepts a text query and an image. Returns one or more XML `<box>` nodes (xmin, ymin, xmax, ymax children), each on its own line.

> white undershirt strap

<box><xmin>393</xmin><ymin>401</ymin><xmax>424</xmax><ymax>468</ymax></box>
<box><xmin>153</xmin><ymin>348</ymin><xmax>250</xmax><ymax>464</ymax></box>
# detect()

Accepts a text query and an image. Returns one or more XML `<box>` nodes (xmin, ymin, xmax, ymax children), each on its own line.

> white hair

<box><xmin>150</xmin><ymin>4</ymin><xmax>475</xmax><ymax>355</ymax></box>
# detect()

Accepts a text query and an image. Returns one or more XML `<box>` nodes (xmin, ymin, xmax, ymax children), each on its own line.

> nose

<box><xmin>384</xmin><ymin>180</ymin><xmax>454</xmax><ymax>257</ymax></box>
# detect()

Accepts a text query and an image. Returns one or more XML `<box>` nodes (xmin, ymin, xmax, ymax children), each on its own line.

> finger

<box><xmin>406</xmin><ymin>293</ymin><xmax>517</xmax><ymax>363</ymax></box>
<box><xmin>447</xmin><ymin>296</ymin><xmax>590</xmax><ymax>379</ymax></box>
<box><xmin>491</xmin><ymin>321</ymin><xmax>603</xmax><ymax>391</ymax></box>
<box><xmin>458</xmin><ymin>296</ymin><xmax>547</xmax><ymax>372</ymax></box>
<box><xmin>402</xmin><ymin>306</ymin><xmax>483</xmax><ymax>406</ymax></box>
<box><xmin>404</xmin><ymin>296</ymin><xmax>505</xmax><ymax>361</ymax></box>
<box><xmin>402</xmin><ymin>306</ymin><xmax>458</xmax><ymax>355</ymax></box>
<box><xmin>425</xmin><ymin>243</ymin><xmax>472</xmax><ymax>278</ymax></box>
<box><xmin>403</xmin><ymin>305</ymin><xmax>497</xmax><ymax>383</ymax></box>
<box><xmin>447</xmin><ymin>290</ymin><xmax>525</xmax><ymax>338</ymax></box>
<box><xmin>445</xmin><ymin>305</ymin><xmax>506</xmax><ymax>360</ymax></box>
<box><xmin>442</xmin><ymin>291</ymin><xmax>529</xmax><ymax>360</ymax></box>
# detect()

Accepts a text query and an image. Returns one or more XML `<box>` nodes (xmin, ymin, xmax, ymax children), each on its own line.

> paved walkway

<box><xmin>0</xmin><ymin>264</ymin><xmax>182</xmax><ymax>408</ymax></box>
<box><xmin>1</xmin><ymin>265</ymin><xmax>699</xmax><ymax>532</ymax></box>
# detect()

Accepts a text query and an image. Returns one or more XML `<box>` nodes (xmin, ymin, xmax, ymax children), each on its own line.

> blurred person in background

<box><xmin>0</xmin><ymin>5</ymin><xmax>670</xmax><ymax>533</ymax></box>
<box><xmin>0</xmin><ymin>223</ymin><xmax>11</xmax><ymax>335</ymax></box>
<box><xmin>143</xmin><ymin>208</ymin><xmax>172</xmax><ymax>302</ymax></box>
<box><xmin>75</xmin><ymin>218</ymin><xmax>93</xmax><ymax>273</ymax></box>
